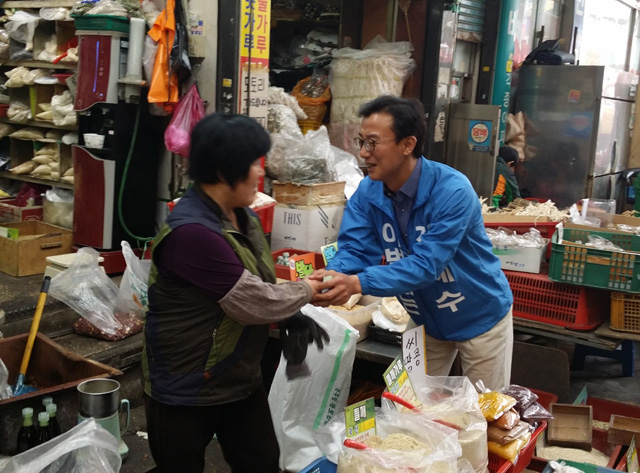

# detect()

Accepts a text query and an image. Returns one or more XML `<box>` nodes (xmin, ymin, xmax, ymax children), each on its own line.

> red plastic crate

<box><xmin>504</xmin><ymin>270</ymin><xmax>610</xmax><ymax>330</ymax></box>
<box><xmin>488</xmin><ymin>421</ymin><xmax>547</xmax><ymax>473</ymax></box>
<box><xmin>253</xmin><ymin>202</ymin><xmax>276</xmax><ymax>234</ymax></box>
<box><xmin>485</xmin><ymin>221</ymin><xmax>558</xmax><ymax>259</ymax></box>
<box><xmin>272</xmin><ymin>248</ymin><xmax>325</xmax><ymax>280</ymax></box>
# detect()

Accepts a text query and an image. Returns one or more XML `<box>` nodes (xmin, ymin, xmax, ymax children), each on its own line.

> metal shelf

<box><xmin>0</xmin><ymin>171</ymin><xmax>73</xmax><ymax>189</ymax></box>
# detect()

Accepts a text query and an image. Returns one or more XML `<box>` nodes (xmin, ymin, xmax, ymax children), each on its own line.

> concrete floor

<box><xmin>1</xmin><ymin>271</ymin><xmax>639</xmax><ymax>473</ymax></box>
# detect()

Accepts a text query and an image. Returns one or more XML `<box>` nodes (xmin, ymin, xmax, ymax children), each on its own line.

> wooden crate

<box><xmin>607</xmin><ymin>414</ymin><xmax>640</xmax><ymax>446</ymax></box>
<box><xmin>547</xmin><ymin>403</ymin><xmax>593</xmax><ymax>451</ymax></box>
<box><xmin>0</xmin><ymin>220</ymin><xmax>72</xmax><ymax>276</ymax></box>
<box><xmin>272</xmin><ymin>181</ymin><xmax>345</xmax><ymax>205</ymax></box>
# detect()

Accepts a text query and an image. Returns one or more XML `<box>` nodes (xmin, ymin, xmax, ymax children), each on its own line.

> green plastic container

<box><xmin>549</xmin><ymin>225</ymin><xmax>640</xmax><ymax>293</ymax></box>
<box><xmin>72</xmin><ymin>15</ymin><xmax>130</xmax><ymax>34</ymax></box>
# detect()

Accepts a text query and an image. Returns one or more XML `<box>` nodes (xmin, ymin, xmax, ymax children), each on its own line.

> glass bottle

<box><xmin>41</xmin><ymin>396</ymin><xmax>53</xmax><ymax>409</ymax></box>
<box><xmin>17</xmin><ymin>407</ymin><xmax>37</xmax><ymax>453</ymax></box>
<box><xmin>37</xmin><ymin>412</ymin><xmax>51</xmax><ymax>445</ymax></box>
<box><xmin>46</xmin><ymin>403</ymin><xmax>62</xmax><ymax>438</ymax></box>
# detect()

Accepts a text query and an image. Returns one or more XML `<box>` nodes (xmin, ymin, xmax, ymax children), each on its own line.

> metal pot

<box><xmin>77</xmin><ymin>378</ymin><xmax>121</xmax><ymax>419</ymax></box>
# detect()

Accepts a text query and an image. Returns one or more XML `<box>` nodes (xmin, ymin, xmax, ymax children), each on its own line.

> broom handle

<box><xmin>19</xmin><ymin>276</ymin><xmax>51</xmax><ymax>377</ymax></box>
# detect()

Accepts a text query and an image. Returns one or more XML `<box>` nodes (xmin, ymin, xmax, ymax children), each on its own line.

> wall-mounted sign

<box><xmin>468</xmin><ymin>120</ymin><xmax>492</xmax><ymax>152</ymax></box>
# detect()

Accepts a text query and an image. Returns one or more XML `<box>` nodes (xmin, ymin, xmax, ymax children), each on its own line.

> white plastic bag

<box><xmin>0</xmin><ymin>358</ymin><xmax>13</xmax><ymax>400</ymax></box>
<box><xmin>268</xmin><ymin>305</ymin><xmax>359</xmax><ymax>472</ymax></box>
<box><xmin>0</xmin><ymin>418</ymin><xmax>121</xmax><ymax>473</ymax></box>
<box><xmin>5</xmin><ymin>11</ymin><xmax>39</xmax><ymax>46</ymax></box>
<box><xmin>119</xmin><ymin>241</ymin><xmax>151</xmax><ymax>312</ymax></box>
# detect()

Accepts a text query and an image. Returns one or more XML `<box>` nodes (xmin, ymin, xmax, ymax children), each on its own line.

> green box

<box><xmin>549</xmin><ymin>224</ymin><xmax>640</xmax><ymax>293</ymax></box>
<box><xmin>73</xmin><ymin>15</ymin><xmax>130</xmax><ymax>34</ymax></box>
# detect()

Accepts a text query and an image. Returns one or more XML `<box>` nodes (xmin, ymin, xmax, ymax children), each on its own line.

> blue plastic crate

<box><xmin>300</xmin><ymin>457</ymin><xmax>337</xmax><ymax>473</ymax></box>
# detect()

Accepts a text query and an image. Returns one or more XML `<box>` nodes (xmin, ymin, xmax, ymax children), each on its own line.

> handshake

<box><xmin>279</xmin><ymin>270</ymin><xmax>361</xmax><ymax>379</ymax></box>
<box><xmin>304</xmin><ymin>269</ymin><xmax>362</xmax><ymax>307</ymax></box>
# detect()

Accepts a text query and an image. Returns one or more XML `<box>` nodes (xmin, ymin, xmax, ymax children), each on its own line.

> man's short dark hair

<box><xmin>188</xmin><ymin>113</ymin><xmax>271</xmax><ymax>187</ymax></box>
<box><xmin>499</xmin><ymin>145</ymin><xmax>519</xmax><ymax>165</ymax></box>
<box><xmin>358</xmin><ymin>96</ymin><xmax>426</xmax><ymax>158</ymax></box>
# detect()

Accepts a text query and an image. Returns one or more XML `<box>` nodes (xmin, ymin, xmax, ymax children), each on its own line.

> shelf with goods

<box><xmin>0</xmin><ymin>13</ymin><xmax>78</xmax><ymax>192</ymax></box>
<box><xmin>269</xmin><ymin>0</ymin><xmax>362</xmax><ymax>91</ymax></box>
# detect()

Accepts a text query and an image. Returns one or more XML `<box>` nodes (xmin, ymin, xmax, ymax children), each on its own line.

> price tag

<box><xmin>573</xmin><ymin>386</ymin><xmax>588</xmax><ymax>405</ymax></box>
<box><xmin>383</xmin><ymin>355</ymin><xmax>419</xmax><ymax>410</ymax></box>
<box><xmin>288</xmin><ymin>253</ymin><xmax>316</xmax><ymax>280</ymax></box>
<box><xmin>320</xmin><ymin>242</ymin><xmax>338</xmax><ymax>266</ymax></box>
<box><xmin>402</xmin><ymin>325</ymin><xmax>427</xmax><ymax>390</ymax></box>
<box><xmin>345</xmin><ymin>397</ymin><xmax>376</xmax><ymax>442</ymax></box>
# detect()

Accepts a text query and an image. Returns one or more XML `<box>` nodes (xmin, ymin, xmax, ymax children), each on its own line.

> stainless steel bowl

<box><xmin>77</xmin><ymin>378</ymin><xmax>121</xmax><ymax>418</ymax></box>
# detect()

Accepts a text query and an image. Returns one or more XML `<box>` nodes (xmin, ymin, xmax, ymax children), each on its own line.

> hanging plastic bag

<box><xmin>119</xmin><ymin>241</ymin><xmax>151</xmax><ymax>312</ymax></box>
<box><xmin>268</xmin><ymin>305</ymin><xmax>359</xmax><ymax>472</ymax></box>
<box><xmin>164</xmin><ymin>83</ymin><xmax>205</xmax><ymax>157</ymax></box>
<box><xmin>0</xmin><ymin>418</ymin><xmax>121</xmax><ymax>473</ymax></box>
<box><xmin>49</xmin><ymin>247</ymin><xmax>143</xmax><ymax>341</ymax></box>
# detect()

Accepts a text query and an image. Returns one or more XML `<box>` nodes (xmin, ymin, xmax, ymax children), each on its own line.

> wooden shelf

<box><xmin>0</xmin><ymin>171</ymin><xmax>73</xmax><ymax>189</ymax></box>
<box><xmin>0</xmin><ymin>118</ymin><xmax>77</xmax><ymax>131</ymax></box>
<box><xmin>0</xmin><ymin>60</ymin><xmax>77</xmax><ymax>70</ymax></box>
<box><xmin>1</xmin><ymin>0</ymin><xmax>76</xmax><ymax>8</ymax></box>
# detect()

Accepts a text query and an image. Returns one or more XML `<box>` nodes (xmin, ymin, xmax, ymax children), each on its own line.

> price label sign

<box><xmin>402</xmin><ymin>325</ymin><xmax>427</xmax><ymax>390</ymax></box>
<box><xmin>345</xmin><ymin>397</ymin><xmax>376</xmax><ymax>443</ymax></box>
<box><xmin>383</xmin><ymin>355</ymin><xmax>419</xmax><ymax>410</ymax></box>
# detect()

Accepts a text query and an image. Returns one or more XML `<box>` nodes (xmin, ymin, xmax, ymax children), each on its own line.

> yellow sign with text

<box><xmin>239</xmin><ymin>0</ymin><xmax>271</xmax><ymax>60</ymax></box>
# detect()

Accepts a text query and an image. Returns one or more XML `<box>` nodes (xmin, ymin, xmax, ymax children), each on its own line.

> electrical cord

<box><xmin>117</xmin><ymin>103</ymin><xmax>153</xmax><ymax>246</ymax></box>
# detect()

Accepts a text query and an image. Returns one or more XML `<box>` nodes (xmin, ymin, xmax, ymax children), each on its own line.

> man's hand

<box><xmin>310</xmin><ymin>269</ymin><xmax>362</xmax><ymax>306</ymax></box>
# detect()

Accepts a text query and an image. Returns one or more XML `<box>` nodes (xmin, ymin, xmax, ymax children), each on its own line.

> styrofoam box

<box><xmin>327</xmin><ymin>295</ymin><xmax>381</xmax><ymax>343</ymax></box>
<box><xmin>271</xmin><ymin>203</ymin><xmax>345</xmax><ymax>252</ymax></box>
<box><xmin>493</xmin><ymin>245</ymin><xmax>546</xmax><ymax>274</ymax></box>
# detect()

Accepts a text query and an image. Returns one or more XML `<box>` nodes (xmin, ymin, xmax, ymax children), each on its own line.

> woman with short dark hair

<box><xmin>142</xmin><ymin>113</ymin><xmax>324</xmax><ymax>473</ymax></box>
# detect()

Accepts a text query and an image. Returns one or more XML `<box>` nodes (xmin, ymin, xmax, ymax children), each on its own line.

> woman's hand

<box><xmin>309</xmin><ymin>269</ymin><xmax>362</xmax><ymax>307</ymax></box>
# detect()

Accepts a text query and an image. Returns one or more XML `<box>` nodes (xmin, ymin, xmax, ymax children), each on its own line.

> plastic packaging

<box><xmin>0</xmin><ymin>418</ymin><xmax>121</xmax><ymax>473</ymax></box>
<box><xmin>291</xmin><ymin>71</ymin><xmax>331</xmax><ymax>126</ymax></box>
<box><xmin>328</xmin><ymin>36</ymin><xmax>416</xmax><ymax>156</ymax></box>
<box><xmin>521</xmin><ymin>401</ymin><xmax>553</xmax><ymax>422</ymax></box>
<box><xmin>49</xmin><ymin>247</ymin><xmax>133</xmax><ymax>337</ymax></box>
<box><xmin>43</xmin><ymin>188</ymin><xmax>73</xmax><ymax>229</ymax></box>
<box><xmin>487</xmin><ymin>430</ymin><xmax>531</xmax><ymax>463</ymax></box>
<box><xmin>5</xmin><ymin>11</ymin><xmax>40</xmax><ymax>47</ymax></box>
<box><xmin>477</xmin><ymin>391</ymin><xmax>518</xmax><ymax>422</ymax></box>
<box><xmin>268</xmin><ymin>125</ymin><xmax>333</xmax><ymax>184</ymax></box>
<box><xmin>0</xmin><ymin>358</ymin><xmax>12</xmax><ymax>400</ymax></box>
<box><xmin>118</xmin><ymin>241</ymin><xmax>151</xmax><ymax>312</ymax></box>
<box><xmin>164</xmin><ymin>83</ymin><xmax>205</xmax><ymax>157</ymax></box>
<box><xmin>500</xmin><ymin>384</ymin><xmax>539</xmax><ymax>411</ymax></box>
<box><xmin>407</xmin><ymin>376</ymin><xmax>489</xmax><ymax>473</ymax></box>
<box><xmin>336</xmin><ymin>407</ymin><xmax>467</xmax><ymax>473</ymax></box>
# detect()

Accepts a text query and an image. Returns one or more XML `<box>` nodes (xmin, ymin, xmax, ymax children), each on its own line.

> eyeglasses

<box><xmin>352</xmin><ymin>137</ymin><xmax>396</xmax><ymax>153</ymax></box>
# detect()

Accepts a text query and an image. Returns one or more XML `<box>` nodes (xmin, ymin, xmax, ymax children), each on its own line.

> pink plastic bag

<box><xmin>164</xmin><ymin>83</ymin><xmax>205</xmax><ymax>157</ymax></box>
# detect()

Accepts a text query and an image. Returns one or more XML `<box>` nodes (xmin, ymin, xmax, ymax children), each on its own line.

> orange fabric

<box><xmin>493</xmin><ymin>175</ymin><xmax>507</xmax><ymax>197</ymax></box>
<box><xmin>148</xmin><ymin>0</ymin><xmax>179</xmax><ymax>106</ymax></box>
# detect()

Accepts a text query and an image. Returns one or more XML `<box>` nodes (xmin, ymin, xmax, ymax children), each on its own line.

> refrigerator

<box><xmin>513</xmin><ymin>65</ymin><xmax>638</xmax><ymax>210</ymax></box>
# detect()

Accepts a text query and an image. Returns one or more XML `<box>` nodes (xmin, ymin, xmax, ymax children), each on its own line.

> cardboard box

<box><xmin>492</xmin><ymin>244</ymin><xmax>546</xmax><ymax>273</ymax></box>
<box><xmin>273</xmin><ymin>181</ymin><xmax>346</xmax><ymax>206</ymax></box>
<box><xmin>271</xmin><ymin>202</ymin><xmax>345</xmax><ymax>252</ymax></box>
<box><xmin>0</xmin><ymin>221</ymin><xmax>73</xmax><ymax>276</ymax></box>
<box><xmin>0</xmin><ymin>199</ymin><xmax>43</xmax><ymax>223</ymax></box>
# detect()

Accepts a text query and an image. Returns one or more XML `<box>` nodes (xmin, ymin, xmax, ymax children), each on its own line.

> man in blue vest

<box><xmin>313</xmin><ymin>96</ymin><xmax>514</xmax><ymax>390</ymax></box>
